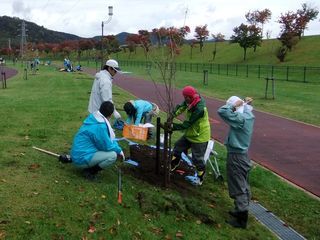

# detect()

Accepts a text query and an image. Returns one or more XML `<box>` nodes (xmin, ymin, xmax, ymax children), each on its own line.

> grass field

<box><xmin>0</xmin><ymin>64</ymin><xmax>319</xmax><ymax>239</ymax></box>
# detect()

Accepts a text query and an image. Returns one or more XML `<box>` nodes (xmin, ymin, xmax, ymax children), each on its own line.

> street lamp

<box><xmin>101</xmin><ymin>5</ymin><xmax>113</xmax><ymax>69</ymax></box>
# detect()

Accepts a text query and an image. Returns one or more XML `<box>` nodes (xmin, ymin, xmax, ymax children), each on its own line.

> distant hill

<box><xmin>0</xmin><ymin>15</ymin><xmax>83</xmax><ymax>48</ymax></box>
<box><xmin>0</xmin><ymin>15</ymin><xmax>142</xmax><ymax>48</ymax></box>
<box><xmin>0</xmin><ymin>16</ymin><xmax>192</xmax><ymax>49</ymax></box>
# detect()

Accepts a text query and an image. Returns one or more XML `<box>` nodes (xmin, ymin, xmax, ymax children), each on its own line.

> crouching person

<box><xmin>217</xmin><ymin>96</ymin><xmax>255</xmax><ymax>229</ymax></box>
<box><xmin>71</xmin><ymin>101</ymin><xmax>125</xmax><ymax>180</ymax></box>
<box><xmin>169</xmin><ymin>86</ymin><xmax>211</xmax><ymax>185</ymax></box>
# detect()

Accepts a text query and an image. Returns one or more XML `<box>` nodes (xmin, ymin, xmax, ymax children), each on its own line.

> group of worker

<box><xmin>69</xmin><ymin>59</ymin><xmax>255</xmax><ymax>229</ymax></box>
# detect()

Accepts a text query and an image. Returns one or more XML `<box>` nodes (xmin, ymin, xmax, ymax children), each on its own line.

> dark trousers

<box><xmin>227</xmin><ymin>152</ymin><xmax>252</xmax><ymax>212</ymax></box>
<box><xmin>173</xmin><ymin>135</ymin><xmax>207</xmax><ymax>172</ymax></box>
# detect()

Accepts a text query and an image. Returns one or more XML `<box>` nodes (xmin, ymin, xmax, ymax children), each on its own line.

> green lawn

<box><xmin>0</xmin><ymin>64</ymin><xmax>319</xmax><ymax>239</ymax></box>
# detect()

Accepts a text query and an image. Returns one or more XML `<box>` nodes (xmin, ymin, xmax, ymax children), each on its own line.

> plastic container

<box><xmin>122</xmin><ymin>125</ymin><xmax>148</xmax><ymax>141</ymax></box>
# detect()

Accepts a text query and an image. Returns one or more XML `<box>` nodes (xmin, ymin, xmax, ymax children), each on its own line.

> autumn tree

<box><xmin>230</xmin><ymin>23</ymin><xmax>262</xmax><ymax>61</ymax></box>
<box><xmin>138</xmin><ymin>30</ymin><xmax>151</xmax><ymax>56</ymax></box>
<box><xmin>211</xmin><ymin>33</ymin><xmax>225</xmax><ymax>61</ymax></box>
<box><xmin>152</xmin><ymin>27</ymin><xmax>168</xmax><ymax>47</ymax></box>
<box><xmin>245</xmin><ymin>9</ymin><xmax>271</xmax><ymax>38</ymax></box>
<box><xmin>125</xmin><ymin>34</ymin><xmax>140</xmax><ymax>58</ymax></box>
<box><xmin>189</xmin><ymin>39</ymin><xmax>197</xmax><ymax>59</ymax></box>
<box><xmin>194</xmin><ymin>25</ymin><xmax>209</xmax><ymax>52</ymax></box>
<box><xmin>277</xmin><ymin>11</ymin><xmax>300</xmax><ymax>55</ymax></box>
<box><xmin>296</xmin><ymin>3</ymin><xmax>319</xmax><ymax>38</ymax></box>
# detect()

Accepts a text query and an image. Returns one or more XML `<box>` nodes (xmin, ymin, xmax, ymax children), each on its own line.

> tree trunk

<box><xmin>243</xmin><ymin>47</ymin><xmax>247</xmax><ymax>61</ymax></box>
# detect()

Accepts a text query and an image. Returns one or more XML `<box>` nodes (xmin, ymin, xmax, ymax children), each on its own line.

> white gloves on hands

<box><xmin>119</xmin><ymin>151</ymin><xmax>125</xmax><ymax>161</ymax></box>
<box><xmin>113</xmin><ymin>110</ymin><xmax>121</xmax><ymax>119</ymax></box>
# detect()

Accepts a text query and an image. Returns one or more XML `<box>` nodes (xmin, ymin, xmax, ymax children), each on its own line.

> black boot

<box><xmin>226</xmin><ymin>211</ymin><xmax>248</xmax><ymax>229</ymax></box>
<box><xmin>228</xmin><ymin>210</ymin><xmax>241</xmax><ymax>218</ymax></box>
<box><xmin>89</xmin><ymin>165</ymin><xmax>103</xmax><ymax>174</ymax></box>
<box><xmin>83</xmin><ymin>165</ymin><xmax>103</xmax><ymax>181</ymax></box>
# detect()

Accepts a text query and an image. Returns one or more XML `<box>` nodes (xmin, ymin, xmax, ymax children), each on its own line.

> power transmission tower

<box><xmin>19</xmin><ymin>20</ymin><xmax>28</xmax><ymax>59</ymax></box>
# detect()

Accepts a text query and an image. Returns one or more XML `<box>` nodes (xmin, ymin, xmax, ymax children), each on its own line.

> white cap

<box><xmin>226</xmin><ymin>96</ymin><xmax>244</xmax><ymax>113</ymax></box>
<box><xmin>106</xmin><ymin>59</ymin><xmax>121</xmax><ymax>73</ymax></box>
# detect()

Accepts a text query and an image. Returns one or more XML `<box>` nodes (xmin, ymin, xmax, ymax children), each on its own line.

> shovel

<box><xmin>32</xmin><ymin>146</ymin><xmax>72</xmax><ymax>163</ymax></box>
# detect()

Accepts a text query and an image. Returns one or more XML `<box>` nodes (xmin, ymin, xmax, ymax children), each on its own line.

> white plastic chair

<box><xmin>187</xmin><ymin>139</ymin><xmax>223</xmax><ymax>181</ymax></box>
<box><xmin>204</xmin><ymin>140</ymin><xmax>223</xmax><ymax>181</ymax></box>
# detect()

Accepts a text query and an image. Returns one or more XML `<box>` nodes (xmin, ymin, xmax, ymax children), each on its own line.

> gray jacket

<box><xmin>88</xmin><ymin>70</ymin><xmax>113</xmax><ymax>113</ymax></box>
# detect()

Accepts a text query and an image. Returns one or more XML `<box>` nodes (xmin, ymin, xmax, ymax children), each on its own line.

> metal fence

<box><xmin>119</xmin><ymin>60</ymin><xmax>320</xmax><ymax>83</ymax></box>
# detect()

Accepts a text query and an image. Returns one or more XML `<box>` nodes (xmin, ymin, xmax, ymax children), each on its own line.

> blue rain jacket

<box><xmin>71</xmin><ymin>113</ymin><xmax>122</xmax><ymax>165</ymax></box>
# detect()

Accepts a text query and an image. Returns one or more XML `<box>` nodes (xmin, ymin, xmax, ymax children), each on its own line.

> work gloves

<box><xmin>118</xmin><ymin>151</ymin><xmax>125</xmax><ymax>161</ymax></box>
<box><xmin>113</xmin><ymin>109</ymin><xmax>121</xmax><ymax>119</ymax></box>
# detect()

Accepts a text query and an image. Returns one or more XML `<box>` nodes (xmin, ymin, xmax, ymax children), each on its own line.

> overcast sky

<box><xmin>1</xmin><ymin>0</ymin><xmax>319</xmax><ymax>39</ymax></box>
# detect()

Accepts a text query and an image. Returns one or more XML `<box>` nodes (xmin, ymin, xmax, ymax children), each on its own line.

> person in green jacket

<box><xmin>217</xmin><ymin>96</ymin><xmax>255</xmax><ymax>229</ymax></box>
<box><xmin>169</xmin><ymin>86</ymin><xmax>211</xmax><ymax>185</ymax></box>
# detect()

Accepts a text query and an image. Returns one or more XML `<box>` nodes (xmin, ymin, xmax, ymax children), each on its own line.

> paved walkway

<box><xmin>109</xmin><ymin>72</ymin><xmax>320</xmax><ymax>198</ymax></box>
<box><xmin>5</xmin><ymin>66</ymin><xmax>320</xmax><ymax>197</ymax></box>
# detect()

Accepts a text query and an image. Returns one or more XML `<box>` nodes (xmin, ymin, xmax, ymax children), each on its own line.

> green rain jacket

<box><xmin>172</xmin><ymin>97</ymin><xmax>211</xmax><ymax>143</ymax></box>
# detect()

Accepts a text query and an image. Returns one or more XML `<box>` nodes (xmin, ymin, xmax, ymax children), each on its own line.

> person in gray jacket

<box><xmin>88</xmin><ymin>59</ymin><xmax>122</xmax><ymax>119</ymax></box>
<box><xmin>217</xmin><ymin>96</ymin><xmax>255</xmax><ymax>229</ymax></box>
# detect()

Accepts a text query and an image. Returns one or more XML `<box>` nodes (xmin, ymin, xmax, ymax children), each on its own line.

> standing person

<box><xmin>169</xmin><ymin>86</ymin><xmax>211</xmax><ymax>185</ymax></box>
<box><xmin>123</xmin><ymin>99</ymin><xmax>158</xmax><ymax>138</ymax></box>
<box><xmin>71</xmin><ymin>101</ymin><xmax>125</xmax><ymax>180</ymax></box>
<box><xmin>217</xmin><ymin>96</ymin><xmax>255</xmax><ymax>229</ymax></box>
<box><xmin>88</xmin><ymin>59</ymin><xmax>122</xmax><ymax>119</ymax></box>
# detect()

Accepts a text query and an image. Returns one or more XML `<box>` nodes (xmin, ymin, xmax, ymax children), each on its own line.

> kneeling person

<box><xmin>71</xmin><ymin>101</ymin><xmax>125</xmax><ymax>180</ymax></box>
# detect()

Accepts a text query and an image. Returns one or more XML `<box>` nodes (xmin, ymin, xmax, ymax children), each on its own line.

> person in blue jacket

<box><xmin>123</xmin><ymin>99</ymin><xmax>156</xmax><ymax>138</ymax></box>
<box><xmin>217</xmin><ymin>96</ymin><xmax>255</xmax><ymax>229</ymax></box>
<box><xmin>71</xmin><ymin>101</ymin><xmax>125</xmax><ymax>180</ymax></box>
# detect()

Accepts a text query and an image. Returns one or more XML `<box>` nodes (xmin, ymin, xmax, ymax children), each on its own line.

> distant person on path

<box><xmin>88</xmin><ymin>59</ymin><xmax>122</xmax><ymax>119</ymax></box>
<box><xmin>71</xmin><ymin>101</ymin><xmax>125</xmax><ymax>180</ymax></box>
<box><xmin>123</xmin><ymin>99</ymin><xmax>159</xmax><ymax>138</ymax></box>
<box><xmin>217</xmin><ymin>96</ymin><xmax>255</xmax><ymax>229</ymax></box>
<box><xmin>169</xmin><ymin>86</ymin><xmax>211</xmax><ymax>185</ymax></box>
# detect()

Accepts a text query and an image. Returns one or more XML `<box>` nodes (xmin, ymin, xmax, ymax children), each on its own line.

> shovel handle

<box><xmin>32</xmin><ymin>146</ymin><xmax>60</xmax><ymax>158</ymax></box>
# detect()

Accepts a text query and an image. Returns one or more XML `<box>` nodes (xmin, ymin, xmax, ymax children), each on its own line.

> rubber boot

<box><xmin>83</xmin><ymin>165</ymin><xmax>103</xmax><ymax>181</ymax></box>
<box><xmin>226</xmin><ymin>211</ymin><xmax>248</xmax><ymax>229</ymax></box>
<box><xmin>228</xmin><ymin>210</ymin><xmax>241</xmax><ymax>218</ymax></box>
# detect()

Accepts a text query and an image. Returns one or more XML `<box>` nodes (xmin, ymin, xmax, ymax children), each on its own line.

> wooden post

<box><xmin>203</xmin><ymin>70</ymin><xmax>208</xmax><ymax>85</ymax></box>
<box><xmin>156</xmin><ymin>117</ymin><xmax>161</xmax><ymax>175</ymax></box>
<box><xmin>265</xmin><ymin>77</ymin><xmax>275</xmax><ymax>99</ymax></box>
<box><xmin>155</xmin><ymin>117</ymin><xmax>171</xmax><ymax>187</ymax></box>
<box><xmin>1</xmin><ymin>71</ymin><xmax>6</xmax><ymax>89</ymax></box>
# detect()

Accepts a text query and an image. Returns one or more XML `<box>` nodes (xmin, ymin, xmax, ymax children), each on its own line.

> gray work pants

<box><xmin>227</xmin><ymin>152</ymin><xmax>252</xmax><ymax>212</ymax></box>
<box><xmin>173</xmin><ymin>135</ymin><xmax>207</xmax><ymax>172</ymax></box>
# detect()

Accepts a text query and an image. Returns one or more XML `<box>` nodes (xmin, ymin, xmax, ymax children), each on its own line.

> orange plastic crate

<box><xmin>122</xmin><ymin>125</ymin><xmax>148</xmax><ymax>141</ymax></box>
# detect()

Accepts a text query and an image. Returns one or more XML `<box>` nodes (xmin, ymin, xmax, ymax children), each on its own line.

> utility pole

<box><xmin>8</xmin><ymin>38</ymin><xmax>11</xmax><ymax>50</ymax></box>
<box><xmin>19</xmin><ymin>20</ymin><xmax>28</xmax><ymax>60</ymax></box>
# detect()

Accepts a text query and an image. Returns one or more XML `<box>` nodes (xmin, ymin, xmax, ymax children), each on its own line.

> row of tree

<box><xmin>0</xmin><ymin>2</ymin><xmax>318</xmax><ymax>63</ymax></box>
<box><xmin>230</xmin><ymin>3</ymin><xmax>318</xmax><ymax>61</ymax></box>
